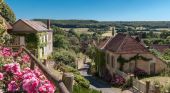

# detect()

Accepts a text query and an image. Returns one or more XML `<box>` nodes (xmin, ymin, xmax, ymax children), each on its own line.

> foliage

<box><xmin>0</xmin><ymin>1</ymin><xmax>16</xmax><ymax>24</ymax></box>
<box><xmin>53</xmin><ymin>34</ymin><xmax>70</xmax><ymax>49</ymax></box>
<box><xmin>25</xmin><ymin>33</ymin><xmax>39</xmax><ymax>48</ymax></box>
<box><xmin>0</xmin><ymin>17</ymin><xmax>11</xmax><ymax>44</ymax></box>
<box><xmin>149</xmin><ymin>49</ymin><xmax>162</xmax><ymax>57</ymax></box>
<box><xmin>74</xmin><ymin>74</ymin><xmax>90</xmax><ymax>88</ymax></box>
<box><xmin>53</xmin><ymin>49</ymin><xmax>76</xmax><ymax>67</ymax></box>
<box><xmin>73</xmin><ymin>84</ymin><xmax>100</xmax><ymax>93</ymax></box>
<box><xmin>87</xmin><ymin>62</ymin><xmax>97</xmax><ymax>76</ymax></box>
<box><xmin>162</xmin><ymin>49</ymin><xmax>170</xmax><ymax>60</ymax></box>
<box><xmin>55</xmin><ymin>64</ymin><xmax>90</xmax><ymax>88</ymax></box>
<box><xmin>117</xmin><ymin>54</ymin><xmax>152</xmax><ymax>71</ymax></box>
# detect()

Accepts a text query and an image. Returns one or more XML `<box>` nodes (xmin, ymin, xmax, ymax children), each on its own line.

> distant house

<box><xmin>151</xmin><ymin>44</ymin><xmax>170</xmax><ymax>54</ymax></box>
<box><xmin>97</xmin><ymin>33</ymin><xmax>167</xmax><ymax>77</ymax></box>
<box><xmin>9</xmin><ymin>19</ymin><xmax>53</xmax><ymax>60</ymax></box>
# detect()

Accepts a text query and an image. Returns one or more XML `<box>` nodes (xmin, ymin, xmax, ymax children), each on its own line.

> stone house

<box><xmin>97</xmin><ymin>33</ymin><xmax>167</xmax><ymax>77</ymax></box>
<box><xmin>9</xmin><ymin>19</ymin><xmax>53</xmax><ymax>60</ymax></box>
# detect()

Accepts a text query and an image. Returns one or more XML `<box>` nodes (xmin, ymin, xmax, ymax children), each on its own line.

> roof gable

<box><xmin>12</xmin><ymin>19</ymin><xmax>50</xmax><ymax>33</ymax></box>
<box><xmin>104</xmin><ymin>33</ymin><xmax>149</xmax><ymax>53</ymax></box>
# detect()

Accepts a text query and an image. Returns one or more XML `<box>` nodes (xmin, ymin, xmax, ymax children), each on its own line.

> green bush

<box><xmin>73</xmin><ymin>84</ymin><xmax>100</xmax><ymax>93</ymax></box>
<box><xmin>59</xmin><ymin>65</ymin><xmax>80</xmax><ymax>75</ymax></box>
<box><xmin>55</xmin><ymin>64</ymin><xmax>90</xmax><ymax>88</ymax></box>
<box><xmin>53</xmin><ymin>49</ymin><xmax>76</xmax><ymax>67</ymax></box>
<box><xmin>74</xmin><ymin>74</ymin><xmax>90</xmax><ymax>88</ymax></box>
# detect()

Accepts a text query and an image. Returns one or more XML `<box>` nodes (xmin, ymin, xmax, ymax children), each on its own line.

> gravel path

<box><xmin>79</xmin><ymin>64</ymin><xmax>122</xmax><ymax>93</ymax></box>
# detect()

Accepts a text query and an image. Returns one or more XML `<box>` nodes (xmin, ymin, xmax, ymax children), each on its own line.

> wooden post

<box><xmin>43</xmin><ymin>59</ymin><xmax>47</xmax><ymax>67</ymax></box>
<box><xmin>155</xmin><ymin>85</ymin><xmax>160</xmax><ymax>93</ymax></box>
<box><xmin>130</xmin><ymin>74</ymin><xmax>134</xmax><ymax>87</ymax></box>
<box><xmin>62</xmin><ymin>73</ymin><xmax>74</xmax><ymax>93</ymax></box>
<box><xmin>146</xmin><ymin>80</ymin><xmax>150</xmax><ymax>93</ymax></box>
<box><xmin>30</xmin><ymin>60</ymin><xmax>35</xmax><ymax>70</ymax></box>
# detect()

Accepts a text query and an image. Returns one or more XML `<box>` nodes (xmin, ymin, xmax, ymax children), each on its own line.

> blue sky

<box><xmin>5</xmin><ymin>0</ymin><xmax>170</xmax><ymax>21</ymax></box>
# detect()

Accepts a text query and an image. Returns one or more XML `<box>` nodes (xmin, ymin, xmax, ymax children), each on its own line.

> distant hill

<box><xmin>33</xmin><ymin>19</ymin><xmax>109</xmax><ymax>28</ymax></box>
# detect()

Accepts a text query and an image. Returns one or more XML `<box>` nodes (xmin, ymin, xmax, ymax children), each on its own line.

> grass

<box><xmin>73</xmin><ymin>85</ymin><xmax>101</xmax><ymax>93</ymax></box>
<box><xmin>140</xmin><ymin>76</ymin><xmax>170</xmax><ymax>85</ymax></box>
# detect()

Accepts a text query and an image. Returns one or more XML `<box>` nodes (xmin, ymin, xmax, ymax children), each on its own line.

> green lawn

<box><xmin>73</xmin><ymin>85</ymin><xmax>101</xmax><ymax>93</ymax></box>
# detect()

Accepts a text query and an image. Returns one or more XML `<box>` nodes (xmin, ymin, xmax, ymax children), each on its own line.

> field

<box><xmin>62</xmin><ymin>28</ymin><xmax>94</xmax><ymax>35</ymax></box>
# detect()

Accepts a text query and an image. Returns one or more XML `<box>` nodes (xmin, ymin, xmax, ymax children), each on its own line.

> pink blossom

<box><xmin>1</xmin><ymin>47</ymin><xmax>11</xmax><ymax>57</ymax></box>
<box><xmin>3</xmin><ymin>63</ymin><xmax>21</xmax><ymax>74</ymax></box>
<box><xmin>39</xmin><ymin>83</ymin><xmax>55</xmax><ymax>93</ymax></box>
<box><xmin>0</xmin><ymin>73</ymin><xmax>3</xmax><ymax>80</ymax></box>
<box><xmin>8</xmin><ymin>81</ymin><xmax>19</xmax><ymax>92</ymax></box>
<box><xmin>22</xmin><ymin>77</ymin><xmax>40</xmax><ymax>93</ymax></box>
<box><xmin>22</xmin><ymin>54</ymin><xmax>30</xmax><ymax>63</ymax></box>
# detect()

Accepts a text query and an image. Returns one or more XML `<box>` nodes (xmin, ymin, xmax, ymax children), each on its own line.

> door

<box><xmin>150</xmin><ymin>63</ymin><xmax>156</xmax><ymax>75</ymax></box>
<box><xmin>20</xmin><ymin>36</ymin><xmax>25</xmax><ymax>45</ymax></box>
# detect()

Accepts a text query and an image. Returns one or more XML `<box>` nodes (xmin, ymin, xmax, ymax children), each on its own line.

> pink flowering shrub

<box><xmin>0</xmin><ymin>72</ymin><xmax>3</xmax><ymax>80</ymax></box>
<box><xmin>3</xmin><ymin>63</ymin><xmax>21</xmax><ymax>74</ymax></box>
<box><xmin>111</xmin><ymin>74</ymin><xmax>125</xmax><ymax>86</ymax></box>
<box><xmin>0</xmin><ymin>47</ymin><xmax>56</xmax><ymax>93</ymax></box>
<box><xmin>22</xmin><ymin>54</ymin><xmax>30</xmax><ymax>63</ymax></box>
<box><xmin>7</xmin><ymin>81</ymin><xmax>19</xmax><ymax>92</ymax></box>
<box><xmin>1</xmin><ymin>47</ymin><xmax>12</xmax><ymax>57</ymax></box>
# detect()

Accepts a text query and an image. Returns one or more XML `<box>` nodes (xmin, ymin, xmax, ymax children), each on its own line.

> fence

<box><xmin>116</xmin><ymin>70</ymin><xmax>130</xmax><ymax>80</ymax></box>
<box><xmin>130</xmin><ymin>75</ymin><xmax>166</xmax><ymax>93</ymax></box>
<box><xmin>4</xmin><ymin>45</ymin><xmax>73</xmax><ymax>93</ymax></box>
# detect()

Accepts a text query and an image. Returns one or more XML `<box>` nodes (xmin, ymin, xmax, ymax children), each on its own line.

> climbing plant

<box><xmin>0</xmin><ymin>16</ymin><xmax>11</xmax><ymax>44</ymax></box>
<box><xmin>94</xmin><ymin>48</ymin><xmax>106</xmax><ymax>76</ymax></box>
<box><xmin>117</xmin><ymin>54</ymin><xmax>152</xmax><ymax>71</ymax></box>
<box><xmin>25</xmin><ymin>32</ymin><xmax>47</xmax><ymax>49</ymax></box>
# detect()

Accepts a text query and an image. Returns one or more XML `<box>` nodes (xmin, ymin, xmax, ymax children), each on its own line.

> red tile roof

<box><xmin>151</xmin><ymin>45</ymin><xmax>170</xmax><ymax>53</ymax></box>
<box><xmin>102</xmin><ymin>33</ymin><xmax>150</xmax><ymax>53</ymax></box>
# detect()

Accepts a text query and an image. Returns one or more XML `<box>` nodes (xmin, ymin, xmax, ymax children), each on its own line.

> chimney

<box><xmin>47</xmin><ymin>19</ymin><xmax>50</xmax><ymax>29</ymax></box>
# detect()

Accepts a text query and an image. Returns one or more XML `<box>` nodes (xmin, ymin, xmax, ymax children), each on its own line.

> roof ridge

<box><xmin>20</xmin><ymin>19</ymin><xmax>38</xmax><ymax>31</ymax></box>
<box><xmin>116</xmin><ymin>34</ymin><xmax>128</xmax><ymax>52</ymax></box>
<box><xmin>102</xmin><ymin>37</ymin><xmax>113</xmax><ymax>49</ymax></box>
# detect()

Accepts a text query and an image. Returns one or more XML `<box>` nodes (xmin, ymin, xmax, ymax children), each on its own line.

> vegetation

<box><xmin>53</xmin><ymin>49</ymin><xmax>76</xmax><ymax>68</ymax></box>
<box><xmin>54</xmin><ymin>64</ymin><xmax>90</xmax><ymax>88</ymax></box>
<box><xmin>73</xmin><ymin>84</ymin><xmax>100</xmax><ymax>93</ymax></box>
<box><xmin>0</xmin><ymin>1</ymin><xmax>16</xmax><ymax>24</ymax></box>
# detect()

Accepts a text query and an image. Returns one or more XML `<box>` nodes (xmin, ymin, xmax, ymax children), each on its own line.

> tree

<box><xmin>53</xmin><ymin>49</ymin><xmax>76</xmax><ymax>67</ymax></box>
<box><xmin>0</xmin><ymin>2</ymin><xmax>16</xmax><ymax>24</ymax></box>
<box><xmin>53</xmin><ymin>34</ymin><xmax>70</xmax><ymax>49</ymax></box>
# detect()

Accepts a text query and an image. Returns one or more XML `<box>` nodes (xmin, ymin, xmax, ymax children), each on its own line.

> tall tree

<box><xmin>0</xmin><ymin>1</ymin><xmax>16</xmax><ymax>24</ymax></box>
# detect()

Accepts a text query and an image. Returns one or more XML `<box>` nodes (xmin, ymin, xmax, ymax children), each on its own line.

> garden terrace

<box><xmin>1</xmin><ymin>45</ymin><xmax>70</xmax><ymax>93</ymax></box>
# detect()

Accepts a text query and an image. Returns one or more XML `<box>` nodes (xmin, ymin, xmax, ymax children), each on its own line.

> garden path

<box><xmin>78</xmin><ymin>56</ymin><xmax>134</xmax><ymax>93</ymax></box>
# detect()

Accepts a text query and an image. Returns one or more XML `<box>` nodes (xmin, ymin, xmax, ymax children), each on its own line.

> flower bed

<box><xmin>111</xmin><ymin>74</ymin><xmax>125</xmax><ymax>87</ymax></box>
<box><xmin>0</xmin><ymin>47</ymin><xmax>56</xmax><ymax>93</ymax></box>
<box><xmin>134</xmin><ymin>68</ymin><xmax>148</xmax><ymax>77</ymax></box>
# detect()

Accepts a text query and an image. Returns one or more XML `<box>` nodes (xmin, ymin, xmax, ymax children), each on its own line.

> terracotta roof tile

<box><xmin>104</xmin><ymin>33</ymin><xmax>149</xmax><ymax>53</ymax></box>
